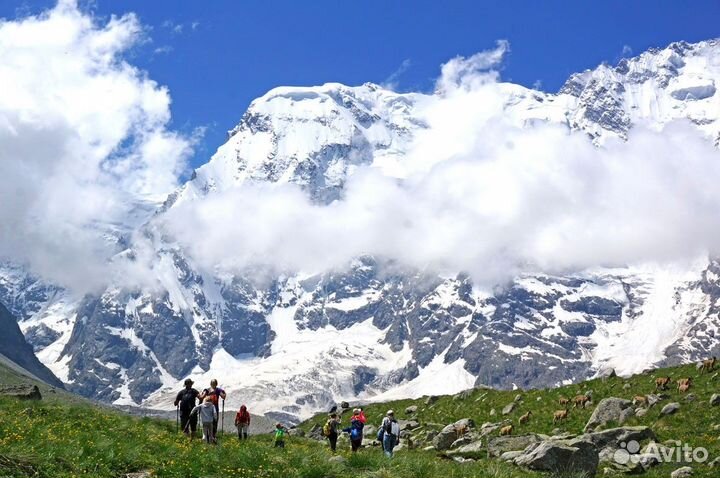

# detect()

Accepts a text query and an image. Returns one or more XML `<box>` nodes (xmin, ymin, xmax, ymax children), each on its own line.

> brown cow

<box><xmin>632</xmin><ymin>395</ymin><xmax>648</xmax><ymax>406</ymax></box>
<box><xmin>573</xmin><ymin>395</ymin><xmax>591</xmax><ymax>408</ymax></box>
<box><xmin>701</xmin><ymin>357</ymin><xmax>717</xmax><ymax>374</ymax></box>
<box><xmin>518</xmin><ymin>411</ymin><xmax>532</xmax><ymax>425</ymax></box>
<box><xmin>655</xmin><ymin>376</ymin><xmax>671</xmax><ymax>391</ymax></box>
<box><xmin>677</xmin><ymin>377</ymin><xmax>692</xmax><ymax>391</ymax></box>
<box><xmin>553</xmin><ymin>409</ymin><xmax>569</xmax><ymax>423</ymax></box>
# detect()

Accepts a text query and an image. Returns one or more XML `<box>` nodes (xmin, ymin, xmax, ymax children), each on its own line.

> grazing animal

<box><xmin>553</xmin><ymin>409</ymin><xmax>569</xmax><ymax>423</ymax></box>
<box><xmin>676</xmin><ymin>378</ymin><xmax>692</xmax><ymax>391</ymax></box>
<box><xmin>632</xmin><ymin>395</ymin><xmax>648</xmax><ymax>406</ymax></box>
<box><xmin>573</xmin><ymin>395</ymin><xmax>591</xmax><ymax>408</ymax></box>
<box><xmin>678</xmin><ymin>382</ymin><xmax>691</xmax><ymax>393</ymax></box>
<box><xmin>558</xmin><ymin>397</ymin><xmax>570</xmax><ymax>406</ymax></box>
<box><xmin>499</xmin><ymin>424</ymin><xmax>513</xmax><ymax>436</ymax></box>
<box><xmin>701</xmin><ymin>357</ymin><xmax>717</xmax><ymax>374</ymax></box>
<box><xmin>518</xmin><ymin>411</ymin><xmax>532</xmax><ymax>425</ymax></box>
<box><xmin>655</xmin><ymin>376</ymin><xmax>671</xmax><ymax>391</ymax></box>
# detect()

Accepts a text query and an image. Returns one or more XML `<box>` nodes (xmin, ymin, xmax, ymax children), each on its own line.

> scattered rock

<box><xmin>502</xmin><ymin>403</ymin><xmax>516</xmax><ymax>415</ymax></box>
<box><xmin>0</xmin><ymin>385</ymin><xmax>42</xmax><ymax>400</ymax></box>
<box><xmin>488</xmin><ymin>434</ymin><xmax>543</xmax><ymax>457</ymax></box>
<box><xmin>536</xmin><ymin>397</ymin><xmax>542</xmax><ymax>402</ymax></box>
<box><xmin>660</xmin><ymin>403</ymin><xmax>680</xmax><ymax>415</ymax></box>
<box><xmin>287</xmin><ymin>428</ymin><xmax>305</xmax><ymax>437</ymax></box>
<box><xmin>514</xmin><ymin>394</ymin><xmax>523</xmax><ymax>403</ymax></box>
<box><xmin>405</xmin><ymin>405</ymin><xmax>418</xmax><ymax>415</ymax></box>
<box><xmin>635</xmin><ymin>408</ymin><xmax>647</xmax><ymax>417</ymax></box>
<box><xmin>398</xmin><ymin>420</ymin><xmax>419</xmax><ymax>431</ymax></box>
<box><xmin>708</xmin><ymin>456</ymin><xmax>720</xmax><ymax>467</ymax></box>
<box><xmin>432</xmin><ymin>419</ymin><xmax>474</xmax><ymax>451</ymax></box>
<box><xmin>328</xmin><ymin>455</ymin><xmax>346</xmax><ymax>464</ymax></box>
<box><xmin>647</xmin><ymin>394</ymin><xmax>662</xmax><ymax>407</ymax></box>
<box><xmin>422</xmin><ymin>445</ymin><xmax>435</xmax><ymax>451</ymax></box>
<box><xmin>584</xmin><ymin>398</ymin><xmax>634</xmax><ymax>432</ymax></box>
<box><xmin>448</xmin><ymin>440</ymin><xmax>485</xmax><ymax>459</ymax></box>
<box><xmin>500</xmin><ymin>450</ymin><xmax>524</xmax><ymax>461</ymax></box>
<box><xmin>514</xmin><ymin>438</ymin><xmax>599</xmax><ymax>477</ymax></box>
<box><xmin>489</xmin><ymin>408</ymin><xmax>496</xmax><ymax>416</ymax></box>
<box><xmin>450</xmin><ymin>435</ymin><xmax>473</xmax><ymax>449</ymax></box>
<box><xmin>452</xmin><ymin>456</ymin><xmax>475</xmax><ymax>464</ymax></box>
<box><xmin>670</xmin><ymin>466</ymin><xmax>693</xmax><ymax>478</ymax></box>
<box><xmin>424</xmin><ymin>396</ymin><xmax>438</xmax><ymax>406</ymax></box>
<box><xmin>696</xmin><ymin>362</ymin><xmax>705</xmax><ymax>371</ymax></box>
<box><xmin>684</xmin><ymin>393</ymin><xmax>696</xmax><ymax>402</ymax></box>
<box><xmin>125</xmin><ymin>473</ymin><xmax>151</xmax><ymax>478</ymax></box>
<box><xmin>308</xmin><ymin>424</ymin><xmax>325</xmax><ymax>441</ymax></box>
<box><xmin>340</xmin><ymin>401</ymin><xmax>350</xmax><ymax>409</ymax></box>
<box><xmin>710</xmin><ymin>394</ymin><xmax>720</xmax><ymax>406</ymax></box>
<box><xmin>623</xmin><ymin>383</ymin><xmax>631</xmax><ymax>390</ymax></box>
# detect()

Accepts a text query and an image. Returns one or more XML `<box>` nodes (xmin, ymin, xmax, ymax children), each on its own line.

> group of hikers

<box><xmin>174</xmin><ymin>378</ymin><xmax>400</xmax><ymax>455</ymax></box>
<box><xmin>322</xmin><ymin>407</ymin><xmax>401</xmax><ymax>457</ymax></box>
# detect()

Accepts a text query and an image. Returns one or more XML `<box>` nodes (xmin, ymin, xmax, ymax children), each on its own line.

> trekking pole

<box><xmin>221</xmin><ymin>398</ymin><xmax>225</xmax><ymax>435</ymax></box>
<box><xmin>176</xmin><ymin>405</ymin><xmax>179</xmax><ymax>433</ymax></box>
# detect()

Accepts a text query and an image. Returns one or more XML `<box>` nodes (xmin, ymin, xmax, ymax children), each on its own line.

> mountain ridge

<box><xmin>1</xmin><ymin>38</ymin><xmax>720</xmax><ymax>420</ymax></box>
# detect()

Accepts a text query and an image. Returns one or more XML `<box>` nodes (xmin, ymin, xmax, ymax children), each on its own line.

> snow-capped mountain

<box><xmin>2</xmin><ymin>39</ymin><xmax>720</xmax><ymax>420</ymax></box>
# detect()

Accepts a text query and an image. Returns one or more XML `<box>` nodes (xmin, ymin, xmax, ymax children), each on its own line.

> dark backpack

<box><xmin>179</xmin><ymin>389</ymin><xmax>197</xmax><ymax>412</ymax></box>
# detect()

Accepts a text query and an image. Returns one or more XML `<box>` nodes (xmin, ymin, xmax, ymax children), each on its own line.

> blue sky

<box><xmin>2</xmin><ymin>1</ymin><xmax>719</xmax><ymax>169</ymax></box>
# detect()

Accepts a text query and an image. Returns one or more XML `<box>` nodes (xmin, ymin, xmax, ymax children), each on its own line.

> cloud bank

<box><xmin>0</xmin><ymin>1</ymin><xmax>193</xmax><ymax>290</ymax></box>
<box><xmin>2</xmin><ymin>3</ymin><xmax>720</xmax><ymax>294</ymax></box>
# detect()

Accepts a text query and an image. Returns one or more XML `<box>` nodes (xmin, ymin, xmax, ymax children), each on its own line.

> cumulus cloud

<box><xmin>161</xmin><ymin>40</ymin><xmax>720</xmax><ymax>286</ymax></box>
<box><xmin>0</xmin><ymin>0</ymin><xmax>194</xmax><ymax>290</ymax></box>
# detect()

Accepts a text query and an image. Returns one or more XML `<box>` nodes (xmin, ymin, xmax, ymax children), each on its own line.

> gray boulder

<box><xmin>432</xmin><ymin>418</ymin><xmax>474</xmax><ymax>451</ymax></box>
<box><xmin>661</xmin><ymin>402</ymin><xmax>680</xmax><ymax>415</ymax></box>
<box><xmin>584</xmin><ymin>398</ymin><xmax>634</xmax><ymax>432</ymax></box>
<box><xmin>424</xmin><ymin>396</ymin><xmax>438</xmax><ymax>406</ymax></box>
<box><xmin>328</xmin><ymin>455</ymin><xmax>347</xmax><ymax>464</ymax></box>
<box><xmin>710</xmin><ymin>394</ymin><xmax>720</xmax><ymax>406</ymax></box>
<box><xmin>488</xmin><ymin>434</ymin><xmax>543</xmax><ymax>457</ymax></box>
<box><xmin>405</xmin><ymin>405</ymin><xmax>418</xmax><ymax>415</ymax></box>
<box><xmin>502</xmin><ymin>402</ymin><xmax>516</xmax><ymax>415</ymax></box>
<box><xmin>448</xmin><ymin>440</ymin><xmax>485</xmax><ymax>459</ymax></box>
<box><xmin>0</xmin><ymin>385</ymin><xmax>42</xmax><ymax>400</ymax></box>
<box><xmin>500</xmin><ymin>450</ymin><xmax>524</xmax><ymax>462</ymax></box>
<box><xmin>514</xmin><ymin>438</ymin><xmax>599</xmax><ymax>477</ymax></box>
<box><xmin>398</xmin><ymin>419</ymin><xmax>420</xmax><ymax>431</ymax></box>
<box><xmin>671</xmin><ymin>466</ymin><xmax>693</xmax><ymax>478</ymax></box>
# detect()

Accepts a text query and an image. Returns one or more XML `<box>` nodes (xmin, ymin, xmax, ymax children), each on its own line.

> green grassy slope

<box><xmin>1</xmin><ymin>361</ymin><xmax>718</xmax><ymax>477</ymax></box>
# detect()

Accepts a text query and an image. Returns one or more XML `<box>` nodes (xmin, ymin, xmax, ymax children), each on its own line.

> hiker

<box><xmin>342</xmin><ymin>409</ymin><xmax>365</xmax><ymax>452</ymax></box>
<box><xmin>199</xmin><ymin>379</ymin><xmax>227</xmax><ymax>437</ymax></box>
<box><xmin>174</xmin><ymin>378</ymin><xmax>200</xmax><ymax>439</ymax></box>
<box><xmin>189</xmin><ymin>397</ymin><xmax>218</xmax><ymax>444</ymax></box>
<box><xmin>323</xmin><ymin>413</ymin><xmax>341</xmax><ymax>452</ymax></box>
<box><xmin>234</xmin><ymin>404</ymin><xmax>251</xmax><ymax>441</ymax></box>
<box><xmin>378</xmin><ymin>410</ymin><xmax>400</xmax><ymax>457</ymax></box>
<box><xmin>273</xmin><ymin>422</ymin><xmax>288</xmax><ymax>448</ymax></box>
<box><xmin>354</xmin><ymin>407</ymin><xmax>367</xmax><ymax>424</ymax></box>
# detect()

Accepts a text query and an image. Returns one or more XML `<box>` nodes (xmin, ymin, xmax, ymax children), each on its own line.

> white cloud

<box><xmin>382</xmin><ymin>58</ymin><xmax>411</xmax><ymax>90</ymax></box>
<box><xmin>0</xmin><ymin>1</ymin><xmax>194</xmax><ymax>291</ymax></box>
<box><xmin>160</xmin><ymin>42</ymin><xmax>720</xmax><ymax>287</ymax></box>
<box><xmin>622</xmin><ymin>44</ymin><xmax>633</xmax><ymax>57</ymax></box>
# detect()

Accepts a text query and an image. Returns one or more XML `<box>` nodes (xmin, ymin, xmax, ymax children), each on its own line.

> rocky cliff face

<box><xmin>1</xmin><ymin>39</ymin><xmax>720</xmax><ymax>420</ymax></box>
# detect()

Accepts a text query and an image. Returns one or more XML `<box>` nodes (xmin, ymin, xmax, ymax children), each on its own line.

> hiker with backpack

<box><xmin>323</xmin><ymin>413</ymin><xmax>341</xmax><ymax>452</ymax></box>
<box><xmin>342</xmin><ymin>408</ymin><xmax>365</xmax><ymax>452</ymax></box>
<box><xmin>188</xmin><ymin>396</ymin><xmax>218</xmax><ymax>444</ymax></box>
<box><xmin>377</xmin><ymin>410</ymin><xmax>400</xmax><ymax>457</ymax></box>
<box><xmin>199</xmin><ymin>379</ymin><xmax>226</xmax><ymax>438</ymax></box>
<box><xmin>234</xmin><ymin>404</ymin><xmax>251</xmax><ymax>441</ymax></box>
<box><xmin>174</xmin><ymin>378</ymin><xmax>200</xmax><ymax>439</ymax></box>
<box><xmin>273</xmin><ymin>422</ymin><xmax>288</xmax><ymax>448</ymax></box>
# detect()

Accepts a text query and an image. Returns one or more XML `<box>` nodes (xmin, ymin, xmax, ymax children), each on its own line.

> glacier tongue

<box><xmin>3</xmin><ymin>39</ymin><xmax>720</xmax><ymax>419</ymax></box>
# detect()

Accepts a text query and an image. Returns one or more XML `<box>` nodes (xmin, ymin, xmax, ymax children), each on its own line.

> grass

<box><xmin>1</xmin><ymin>361</ymin><xmax>719</xmax><ymax>477</ymax></box>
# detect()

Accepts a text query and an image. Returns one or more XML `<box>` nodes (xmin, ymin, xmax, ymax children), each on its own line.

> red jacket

<box><xmin>235</xmin><ymin>405</ymin><xmax>250</xmax><ymax>425</ymax></box>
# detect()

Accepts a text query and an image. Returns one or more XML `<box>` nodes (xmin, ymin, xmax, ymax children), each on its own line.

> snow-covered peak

<box><xmin>170</xmin><ymin>82</ymin><xmax>425</xmax><ymax>206</ymax></box>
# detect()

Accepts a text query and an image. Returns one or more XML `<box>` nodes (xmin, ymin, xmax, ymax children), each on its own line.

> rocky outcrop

<box><xmin>0</xmin><ymin>384</ymin><xmax>42</xmax><ymax>400</ymax></box>
<box><xmin>514</xmin><ymin>437</ymin><xmax>599</xmax><ymax>477</ymax></box>
<box><xmin>584</xmin><ymin>397</ymin><xmax>634</xmax><ymax>432</ymax></box>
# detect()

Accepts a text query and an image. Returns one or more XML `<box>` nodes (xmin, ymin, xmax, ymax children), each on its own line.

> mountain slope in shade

<box><xmin>0</xmin><ymin>301</ymin><xmax>64</xmax><ymax>388</ymax></box>
<box><xmin>1</xmin><ymin>39</ymin><xmax>720</xmax><ymax>420</ymax></box>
